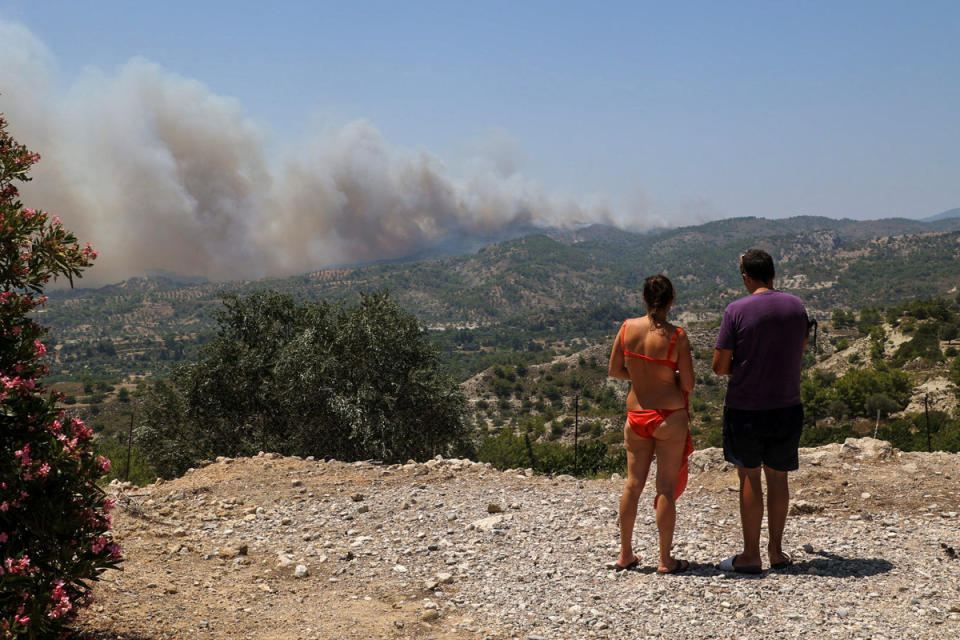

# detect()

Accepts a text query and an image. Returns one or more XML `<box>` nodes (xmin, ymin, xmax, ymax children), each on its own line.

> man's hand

<box><xmin>712</xmin><ymin>348</ymin><xmax>733</xmax><ymax>376</ymax></box>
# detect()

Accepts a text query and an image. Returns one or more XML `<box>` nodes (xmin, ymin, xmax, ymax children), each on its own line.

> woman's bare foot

<box><xmin>614</xmin><ymin>554</ymin><xmax>640</xmax><ymax>571</ymax></box>
<box><xmin>657</xmin><ymin>558</ymin><xmax>690</xmax><ymax>574</ymax></box>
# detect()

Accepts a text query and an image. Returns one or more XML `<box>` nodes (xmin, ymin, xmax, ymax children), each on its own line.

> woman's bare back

<box><xmin>611</xmin><ymin>316</ymin><xmax>694</xmax><ymax>411</ymax></box>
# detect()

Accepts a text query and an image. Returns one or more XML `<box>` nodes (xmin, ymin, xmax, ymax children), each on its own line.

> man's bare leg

<box><xmin>764</xmin><ymin>466</ymin><xmax>790</xmax><ymax>565</ymax></box>
<box><xmin>736</xmin><ymin>466</ymin><xmax>764</xmax><ymax>569</ymax></box>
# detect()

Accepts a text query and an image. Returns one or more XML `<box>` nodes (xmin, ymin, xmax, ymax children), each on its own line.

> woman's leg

<box><xmin>652</xmin><ymin>411</ymin><xmax>689</xmax><ymax>572</ymax></box>
<box><xmin>618</xmin><ymin>421</ymin><xmax>654</xmax><ymax>567</ymax></box>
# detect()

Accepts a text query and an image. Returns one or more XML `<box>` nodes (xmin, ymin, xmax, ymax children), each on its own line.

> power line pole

<box><xmin>574</xmin><ymin>393</ymin><xmax>580</xmax><ymax>475</ymax></box>
<box><xmin>125</xmin><ymin>412</ymin><xmax>134</xmax><ymax>482</ymax></box>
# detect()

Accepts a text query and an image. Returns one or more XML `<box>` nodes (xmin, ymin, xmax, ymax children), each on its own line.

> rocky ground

<box><xmin>78</xmin><ymin>438</ymin><xmax>960</xmax><ymax>640</ymax></box>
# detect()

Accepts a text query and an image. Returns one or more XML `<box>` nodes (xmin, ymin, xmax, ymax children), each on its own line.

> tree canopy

<box><xmin>137</xmin><ymin>290</ymin><xmax>470</xmax><ymax>477</ymax></box>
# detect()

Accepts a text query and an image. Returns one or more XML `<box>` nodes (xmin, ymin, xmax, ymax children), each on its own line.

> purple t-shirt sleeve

<box><xmin>715</xmin><ymin>309</ymin><xmax>736</xmax><ymax>351</ymax></box>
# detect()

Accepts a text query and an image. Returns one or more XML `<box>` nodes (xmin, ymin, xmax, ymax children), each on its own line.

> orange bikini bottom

<box><xmin>626</xmin><ymin>409</ymin><xmax>695</xmax><ymax>507</ymax></box>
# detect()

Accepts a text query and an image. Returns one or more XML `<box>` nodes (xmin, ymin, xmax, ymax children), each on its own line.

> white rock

<box><xmin>468</xmin><ymin>515</ymin><xmax>505</xmax><ymax>532</ymax></box>
<box><xmin>839</xmin><ymin>437</ymin><xmax>892</xmax><ymax>460</ymax></box>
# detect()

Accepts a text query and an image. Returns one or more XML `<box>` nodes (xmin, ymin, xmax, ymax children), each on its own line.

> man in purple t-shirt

<box><xmin>712</xmin><ymin>249</ymin><xmax>808</xmax><ymax>574</ymax></box>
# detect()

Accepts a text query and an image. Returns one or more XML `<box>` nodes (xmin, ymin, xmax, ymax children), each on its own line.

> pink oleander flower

<box><xmin>102</xmin><ymin>498</ymin><xmax>116</xmax><ymax>513</ymax></box>
<box><xmin>91</xmin><ymin>537</ymin><xmax>108</xmax><ymax>554</ymax></box>
<box><xmin>47</xmin><ymin>580</ymin><xmax>72</xmax><ymax>619</ymax></box>
<box><xmin>107</xmin><ymin>544</ymin><xmax>122</xmax><ymax>561</ymax></box>
<box><xmin>4</xmin><ymin>556</ymin><xmax>33</xmax><ymax>575</ymax></box>
<box><xmin>96</xmin><ymin>456</ymin><xmax>111</xmax><ymax>474</ymax></box>
<box><xmin>14</xmin><ymin>444</ymin><xmax>32</xmax><ymax>466</ymax></box>
<box><xmin>52</xmin><ymin>215</ymin><xmax>61</xmax><ymax>225</ymax></box>
<box><xmin>0</xmin><ymin>532</ymin><xmax>7</xmax><ymax>543</ymax></box>
<box><xmin>36</xmin><ymin>463</ymin><xmax>51</xmax><ymax>478</ymax></box>
<box><xmin>33</xmin><ymin>340</ymin><xmax>46</xmax><ymax>356</ymax></box>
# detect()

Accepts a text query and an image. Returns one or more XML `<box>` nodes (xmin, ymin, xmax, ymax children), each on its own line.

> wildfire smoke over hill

<box><xmin>0</xmin><ymin>20</ymin><xmax>616</xmax><ymax>284</ymax></box>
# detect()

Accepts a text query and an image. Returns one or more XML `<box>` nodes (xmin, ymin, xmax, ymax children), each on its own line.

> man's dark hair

<box><xmin>740</xmin><ymin>249</ymin><xmax>775</xmax><ymax>284</ymax></box>
<box><xmin>643</xmin><ymin>274</ymin><xmax>674</xmax><ymax>312</ymax></box>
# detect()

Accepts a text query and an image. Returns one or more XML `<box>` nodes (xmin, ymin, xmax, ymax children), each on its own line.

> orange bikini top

<box><xmin>620</xmin><ymin>323</ymin><xmax>683</xmax><ymax>369</ymax></box>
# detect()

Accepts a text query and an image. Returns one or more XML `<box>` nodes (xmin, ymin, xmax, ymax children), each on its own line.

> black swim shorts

<box><xmin>722</xmin><ymin>404</ymin><xmax>804</xmax><ymax>471</ymax></box>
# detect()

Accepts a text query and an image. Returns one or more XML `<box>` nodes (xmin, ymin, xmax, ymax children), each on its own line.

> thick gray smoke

<box><xmin>0</xmin><ymin>20</ymin><xmax>618</xmax><ymax>284</ymax></box>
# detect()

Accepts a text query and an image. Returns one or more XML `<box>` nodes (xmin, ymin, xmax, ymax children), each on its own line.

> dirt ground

<box><xmin>75</xmin><ymin>443</ymin><xmax>960</xmax><ymax>640</ymax></box>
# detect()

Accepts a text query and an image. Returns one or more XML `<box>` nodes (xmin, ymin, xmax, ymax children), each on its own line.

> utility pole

<box><xmin>924</xmin><ymin>394</ymin><xmax>932</xmax><ymax>452</ymax></box>
<box><xmin>125</xmin><ymin>412</ymin><xmax>134</xmax><ymax>482</ymax></box>
<box><xmin>574</xmin><ymin>394</ymin><xmax>580</xmax><ymax>475</ymax></box>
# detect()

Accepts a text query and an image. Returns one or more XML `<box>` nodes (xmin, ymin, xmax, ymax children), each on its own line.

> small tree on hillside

<box><xmin>0</xmin><ymin>114</ymin><xmax>117</xmax><ymax>638</ymax></box>
<box><xmin>137</xmin><ymin>290</ymin><xmax>470</xmax><ymax>477</ymax></box>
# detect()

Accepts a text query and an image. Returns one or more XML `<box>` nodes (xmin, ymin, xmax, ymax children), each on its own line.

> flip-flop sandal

<box><xmin>614</xmin><ymin>556</ymin><xmax>640</xmax><ymax>572</ymax></box>
<box><xmin>658</xmin><ymin>558</ymin><xmax>690</xmax><ymax>575</ymax></box>
<box><xmin>718</xmin><ymin>554</ymin><xmax>762</xmax><ymax>574</ymax></box>
<box><xmin>770</xmin><ymin>552</ymin><xmax>793</xmax><ymax>569</ymax></box>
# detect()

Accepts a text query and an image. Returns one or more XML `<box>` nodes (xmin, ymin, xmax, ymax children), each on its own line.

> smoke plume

<box><xmin>0</xmin><ymin>20</ymin><xmax>616</xmax><ymax>284</ymax></box>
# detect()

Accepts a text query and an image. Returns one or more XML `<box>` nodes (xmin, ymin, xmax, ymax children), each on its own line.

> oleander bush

<box><xmin>0</xmin><ymin>113</ymin><xmax>119</xmax><ymax>638</ymax></box>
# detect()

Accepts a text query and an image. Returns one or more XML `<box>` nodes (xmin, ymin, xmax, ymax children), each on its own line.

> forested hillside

<box><xmin>40</xmin><ymin>214</ymin><xmax>960</xmax><ymax>384</ymax></box>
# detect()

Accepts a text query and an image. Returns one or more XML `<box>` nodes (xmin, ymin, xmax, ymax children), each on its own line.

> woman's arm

<box><xmin>675</xmin><ymin>330</ymin><xmax>696</xmax><ymax>392</ymax></box>
<box><xmin>608</xmin><ymin>324</ymin><xmax>630</xmax><ymax>380</ymax></box>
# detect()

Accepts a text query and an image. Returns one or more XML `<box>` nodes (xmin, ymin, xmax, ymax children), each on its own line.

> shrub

<box><xmin>894</xmin><ymin>322</ymin><xmax>943</xmax><ymax>363</ymax></box>
<box><xmin>833</xmin><ymin>365</ymin><xmax>911</xmax><ymax>417</ymax></box>
<box><xmin>548</xmin><ymin>422</ymin><xmax>564</xmax><ymax>440</ymax></box>
<box><xmin>0</xmin><ymin>114</ymin><xmax>118</xmax><ymax>638</ymax></box>
<box><xmin>477</xmin><ymin>428</ymin><xmax>625</xmax><ymax>476</ymax></box>
<box><xmin>93</xmin><ymin>438</ymin><xmax>156</xmax><ymax>487</ymax></box>
<box><xmin>137</xmin><ymin>291</ymin><xmax>469</xmax><ymax>476</ymax></box>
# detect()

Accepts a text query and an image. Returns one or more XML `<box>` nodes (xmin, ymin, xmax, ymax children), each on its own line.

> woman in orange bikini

<box><xmin>608</xmin><ymin>274</ymin><xmax>695</xmax><ymax>574</ymax></box>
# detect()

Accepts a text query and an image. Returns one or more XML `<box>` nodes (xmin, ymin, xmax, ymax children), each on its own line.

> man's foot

<box><xmin>657</xmin><ymin>558</ymin><xmax>690</xmax><ymax>574</ymax></box>
<box><xmin>718</xmin><ymin>554</ymin><xmax>762</xmax><ymax>574</ymax></box>
<box><xmin>614</xmin><ymin>555</ymin><xmax>640</xmax><ymax>571</ymax></box>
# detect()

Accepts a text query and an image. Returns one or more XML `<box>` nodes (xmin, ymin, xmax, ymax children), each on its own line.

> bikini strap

<box><xmin>666</xmin><ymin>327</ymin><xmax>683</xmax><ymax>360</ymax></box>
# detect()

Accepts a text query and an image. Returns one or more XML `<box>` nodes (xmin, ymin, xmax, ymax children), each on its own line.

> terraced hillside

<box><xmin>39</xmin><ymin>214</ymin><xmax>960</xmax><ymax>383</ymax></box>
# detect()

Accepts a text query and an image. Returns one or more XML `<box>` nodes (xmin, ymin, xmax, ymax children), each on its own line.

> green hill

<box><xmin>39</xmin><ymin>214</ymin><xmax>960</xmax><ymax>384</ymax></box>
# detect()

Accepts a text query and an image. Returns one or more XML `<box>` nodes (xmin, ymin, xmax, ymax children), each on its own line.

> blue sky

<box><xmin>0</xmin><ymin>1</ymin><xmax>957</xmax><ymax>279</ymax></box>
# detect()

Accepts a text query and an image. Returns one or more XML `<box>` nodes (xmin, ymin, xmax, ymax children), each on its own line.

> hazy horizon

<box><xmin>1</xmin><ymin>2</ymin><xmax>957</xmax><ymax>284</ymax></box>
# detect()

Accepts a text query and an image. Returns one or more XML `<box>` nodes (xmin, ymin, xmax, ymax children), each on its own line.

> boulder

<box><xmin>839</xmin><ymin>437</ymin><xmax>893</xmax><ymax>461</ymax></box>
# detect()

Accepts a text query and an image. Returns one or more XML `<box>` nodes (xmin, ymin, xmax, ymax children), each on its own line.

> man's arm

<box><xmin>712</xmin><ymin>348</ymin><xmax>733</xmax><ymax>376</ymax></box>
